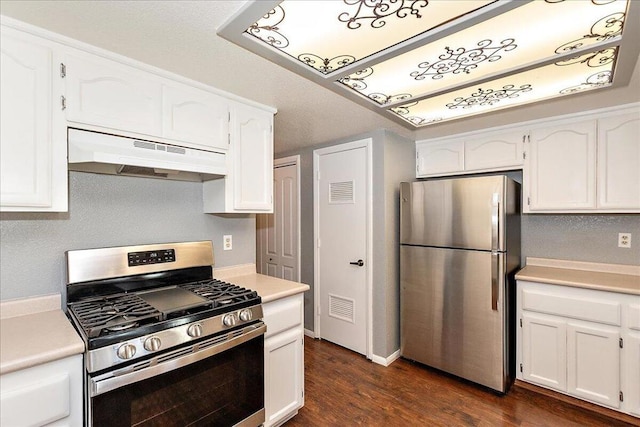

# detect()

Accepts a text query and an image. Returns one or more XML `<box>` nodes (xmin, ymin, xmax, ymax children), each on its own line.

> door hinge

<box><xmin>522</xmin><ymin>151</ymin><xmax>526</xmax><ymax>160</ymax></box>
<box><xmin>316</xmin><ymin>170</ymin><xmax>321</xmax><ymax>181</ymax></box>
<box><xmin>619</xmin><ymin>337</ymin><xmax>623</xmax><ymax>348</ymax></box>
<box><xmin>527</xmin><ymin>197</ymin><xmax>531</xmax><ymax>206</ymax></box>
<box><xmin>620</xmin><ymin>391</ymin><xmax>624</xmax><ymax>402</ymax></box>
<box><xmin>520</xmin><ymin>318</ymin><xmax>522</xmax><ymax>327</ymax></box>
<box><xmin>60</xmin><ymin>63</ymin><xmax>66</xmax><ymax>78</ymax></box>
<box><xmin>60</xmin><ymin>95</ymin><xmax>66</xmax><ymax>111</ymax></box>
<box><xmin>519</xmin><ymin>363</ymin><xmax>523</xmax><ymax>373</ymax></box>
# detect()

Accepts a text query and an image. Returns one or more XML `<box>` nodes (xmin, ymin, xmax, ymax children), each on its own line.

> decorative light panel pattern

<box><xmin>339</xmin><ymin>0</ymin><xmax>625</xmax><ymax>106</ymax></box>
<box><xmin>390</xmin><ymin>49</ymin><xmax>618</xmax><ymax>126</ymax></box>
<box><xmin>247</xmin><ymin>0</ymin><xmax>496</xmax><ymax>74</ymax></box>
<box><xmin>226</xmin><ymin>0</ymin><xmax>633</xmax><ymax>128</ymax></box>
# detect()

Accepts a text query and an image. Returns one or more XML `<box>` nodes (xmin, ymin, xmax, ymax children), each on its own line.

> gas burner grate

<box><xmin>69</xmin><ymin>294</ymin><xmax>162</xmax><ymax>338</ymax></box>
<box><xmin>179</xmin><ymin>279</ymin><xmax>259</xmax><ymax>308</ymax></box>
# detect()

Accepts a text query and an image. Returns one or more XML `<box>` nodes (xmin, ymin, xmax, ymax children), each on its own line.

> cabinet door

<box><xmin>624</xmin><ymin>331</ymin><xmax>640</xmax><ymax>417</ymax></box>
<box><xmin>231</xmin><ymin>102</ymin><xmax>273</xmax><ymax>211</ymax></box>
<box><xmin>623</xmin><ymin>301</ymin><xmax>640</xmax><ymax>417</ymax></box>
<box><xmin>264</xmin><ymin>327</ymin><xmax>304</xmax><ymax>427</ymax></box>
<box><xmin>64</xmin><ymin>52</ymin><xmax>162</xmax><ymax>136</ymax></box>
<box><xmin>597</xmin><ymin>113</ymin><xmax>640</xmax><ymax>210</ymax></box>
<box><xmin>526</xmin><ymin>121</ymin><xmax>596</xmax><ymax>211</ymax></box>
<box><xmin>0</xmin><ymin>354</ymin><xmax>83</xmax><ymax>426</ymax></box>
<box><xmin>1</xmin><ymin>26</ymin><xmax>66</xmax><ymax>211</ymax></box>
<box><xmin>464</xmin><ymin>131</ymin><xmax>524</xmax><ymax>171</ymax></box>
<box><xmin>567</xmin><ymin>322</ymin><xmax>620</xmax><ymax>408</ymax></box>
<box><xmin>162</xmin><ymin>83</ymin><xmax>228</xmax><ymax>151</ymax></box>
<box><xmin>521</xmin><ymin>312</ymin><xmax>567</xmax><ymax>392</ymax></box>
<box><xmin>416</xmin><ymin>140</ymin><xmax>464</xmax><ymax>177</ymax></box>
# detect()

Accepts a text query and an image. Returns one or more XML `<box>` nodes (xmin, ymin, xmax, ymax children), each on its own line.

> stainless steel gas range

<box><xmin>65</xmin><ymin>241</ymin><xmax>265</xmax><ymax>427</ymax></box>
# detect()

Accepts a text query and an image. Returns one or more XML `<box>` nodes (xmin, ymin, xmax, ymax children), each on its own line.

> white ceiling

<box><xmin>1</xmin><ymin>0</ymin><xmax>639</xmax><ymax>154</ymax></box>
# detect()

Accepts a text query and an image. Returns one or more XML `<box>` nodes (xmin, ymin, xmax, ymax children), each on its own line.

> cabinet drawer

<box><xmin>522</xmin><ymin>287</ymin><xmax>621</xmax><ymax>326</ymax></box>
<box><xmin>627</xmin><ymin>303</ymin><xmax>640</xmax><ymax>331</ymax></box>
<box><xmin>263</xmin><ymin>295</ymin><xmax>303</xmax><ymax>338</ymax></box>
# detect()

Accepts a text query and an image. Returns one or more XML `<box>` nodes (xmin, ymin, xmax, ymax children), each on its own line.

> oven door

<box><xmin>89</xmin><ymin>323</ymin><xmax>265</xmax><ymax>427</ymax></box>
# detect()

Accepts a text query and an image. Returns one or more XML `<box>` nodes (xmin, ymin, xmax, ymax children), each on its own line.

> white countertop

<box><xmin>214</xmin><ymin>264</ymin><xmax>310</xmax><ymax>303</ymax></box>
<box><xmin>515</xmin><ymin>257</ymin><xmax>640</xmax><ymax>295</ymax></box>
<box><xmin>0</xmin><ymin>295</ymin><xmax>85</xmax><ymax>375</ymax></box>
<box><xmin>0</xmin><ymin>266</ymin><xmax>307</xmax><ymax>375</ymax></box>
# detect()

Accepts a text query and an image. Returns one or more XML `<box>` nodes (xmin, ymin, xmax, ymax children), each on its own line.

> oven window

<box><xmin>92</xmin><ymin>336</ymin><xmax>264</xmax><ymax>427</ymax></box>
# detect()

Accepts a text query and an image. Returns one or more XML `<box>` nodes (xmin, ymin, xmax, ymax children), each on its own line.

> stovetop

<box><xmin>68</xmin><ymin>278</ymin><xmax>261</xmax><ymax>349</ymax></box>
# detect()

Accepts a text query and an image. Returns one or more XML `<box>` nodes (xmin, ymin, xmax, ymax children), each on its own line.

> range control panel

<box><xmin>128</xmin><ymin>249</ymin><xmax>176</xmax><ymax>266</ymax></box>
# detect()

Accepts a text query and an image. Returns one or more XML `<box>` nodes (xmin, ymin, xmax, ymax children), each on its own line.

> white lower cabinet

<box><xmin>263</xmin><ymin>294</ymin><xmax>304</xmax><ymax>427</ymax></box>
<box><xmin>521</xmin><ymin>312</ymin><xmax>567</xmax><ymax>392</ymax></box>
<box><xmin>0</xmin><ymin>354</ymin><xmax>83</xmax><ymax>426</ymax></box>
<box><xmin>566</xmin><ymin>322</ymin><xmax>620</xmax><ymax>408</ymax></box>
<box><xmin>517</xmin><ymin>281</ymin><xmax>639</xmax><ymax>417</ymax></box>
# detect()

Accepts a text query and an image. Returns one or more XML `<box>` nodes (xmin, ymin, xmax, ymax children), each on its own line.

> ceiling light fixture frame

<box><xmin>218</xmin><ymin>0</ymin><xmax>640</xmax><ymax>129</ymax></box>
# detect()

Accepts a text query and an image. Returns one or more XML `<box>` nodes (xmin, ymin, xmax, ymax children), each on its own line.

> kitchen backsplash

<box><xmin>0</xmin><ymin>172</ymin><xmax>256</xmax><ymax>301</ymax></box>
<box><xmin>521</xmin><ymin>213</ymin><xmax>640</xmax><ymax>265</ymax></box>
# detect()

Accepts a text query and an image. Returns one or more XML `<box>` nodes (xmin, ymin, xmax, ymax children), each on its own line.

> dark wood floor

<box><xmin>285</xmin><ymin>338</ymin><xmax>638</xmax><ymax>427</ymax></box>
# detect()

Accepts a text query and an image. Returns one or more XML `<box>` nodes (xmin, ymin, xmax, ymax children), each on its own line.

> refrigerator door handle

<box><xmin>491</xmin><ymin>192</ymin><xmax>500</xmax><ymax>251</ymax></box>
<box><xmin>491</xmin><ymin>252</ymin><xmax>501</xmax><ymax>311</ymax></box>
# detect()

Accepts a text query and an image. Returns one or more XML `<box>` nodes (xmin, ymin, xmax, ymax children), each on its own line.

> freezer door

<box><xmin>400</xmin><ymin>176</ymin><xmax>507</xmax><ymax>251</ymax></box>
<box><xmin>400</xmin><ymin>245</ymin><xmax>509</xmax><ymax>392</ymax></box>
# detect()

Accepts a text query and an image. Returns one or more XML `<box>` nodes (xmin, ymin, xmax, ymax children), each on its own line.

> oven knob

<box><xmin>143</xmin><ymin>336</ymin><xmax>162</xmax><ymax>352</ymax></box>
<box><xmin>239</xmin><ymin>309</ymin><xmax>253</xmax><ymax>322</ymax></box>
<box><xmin>223</xmin><ymin>313</ymin><xmax>237</xmax><ymax>327</ymax></box>
<box><xmin>116</xmin><ymin>343</ymin><xmax>137</xmax><ymax>360</ymax></box>
<box><xmin>187</xmin><ymin>323</ymin><xmax>203</xmax><ymax>338</ymax></box>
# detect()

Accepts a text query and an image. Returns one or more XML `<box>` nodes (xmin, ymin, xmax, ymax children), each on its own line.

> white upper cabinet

<box><xmin>416</xmin><ymin>130</ymin><xmax>524</xmax><ymax>178</ymax></box>
<box><xmin>526</xmin><ymin>120</ymin><xmax>597</xmax><ymax>212</ymax></box>
<box><xmin>597</xmin><ymin>113</ymin><xmax>640</xmax><ymax>210</ymax></box>
<box><xmin>0</xmin><ymin>24</ymin><xmax>67</xmax><ymax>212</ymax></box>
<box><xmin>416</xmin><ymin>140</ymin><xmax>464</xmax><ymax>176</ymax></box>
<box><xmin>203</xmin><ymin>102</ymin><xmax>274</xmax><ymax>213</ymax></box>
<box><xmin>161</xmin><ymin>83</ymin><xmax>229</xmax><ymax>151</ymax></box>
<box><xmin>64</xmin><ymin>51</ymin><xmax>163</xmax><ymax>137</ymax></box>
<box><xmin>524</xmin><ymin>108</ymin><xmax>640</xmax><ymax>213</ymax></box>
<box><xmin>464</xmin><ymin>131</ymin><xmax>524</xmax><ymax>172</ymax></box>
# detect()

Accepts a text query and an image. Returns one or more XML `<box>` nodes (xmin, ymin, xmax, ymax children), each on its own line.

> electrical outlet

<box><xmin>223</xmin><ymin>235</ymin><xmax>232</xmax><ymax>251</ymax></box>
<box><xmin>618</xmin><ymin>232</ymin><xmax>631</xmax><ymax>248</ymax></box>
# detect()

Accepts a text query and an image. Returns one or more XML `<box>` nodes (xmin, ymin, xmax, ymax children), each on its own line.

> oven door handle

<box><xmin>90</xmin><ymin>322</ymin><xmax>266</xmax><ymax>397</ymax></box>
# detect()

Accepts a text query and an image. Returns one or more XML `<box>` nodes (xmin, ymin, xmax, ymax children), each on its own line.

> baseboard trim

<box><xmin>371</xmin><ymin>349</ymin><xmax>401</xmax><ymax>367</ymax></box>
<box><xmin>514</xmin><ymin>380</ymin><xmax>639</xmax><ymax>425</ymax></box>
<box><xmin>304</xmin><ymin>328</ymin><xmax>316</xmax><ymax>338</ymax></box>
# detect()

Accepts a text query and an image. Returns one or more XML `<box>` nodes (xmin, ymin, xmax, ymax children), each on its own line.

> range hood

<box><xmin>68</xmin><ymin>128</ymin><xmax>227</xmax><ymax>182</ymax></box>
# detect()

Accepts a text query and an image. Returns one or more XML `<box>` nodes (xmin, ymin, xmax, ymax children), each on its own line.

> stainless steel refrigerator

<box><xmin>400</xmin><ymin>175</ymin><xmax>520</xmax><ymax>393</ymax></box>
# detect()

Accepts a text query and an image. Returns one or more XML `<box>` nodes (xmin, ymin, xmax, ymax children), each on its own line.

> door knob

<box><xmin>349</xmin><ymin>259</ymin><xmax>364</xmax><ymax>267</ymax></box>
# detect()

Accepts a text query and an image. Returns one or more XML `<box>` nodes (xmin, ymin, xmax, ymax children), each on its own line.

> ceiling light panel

<box><xmin>246</xmin><ymin>0</ymin><xmax>496</xmax><ymax>75</ymax></box>
<box><xmin>389</xmin><ymin>48</ymin><xmax>618</xmax><ymax>126</ymax></box>
<box><xmin>340</xmin><ymin>0</ymin><xmax>627</xmax><ymax>106</ymax></box>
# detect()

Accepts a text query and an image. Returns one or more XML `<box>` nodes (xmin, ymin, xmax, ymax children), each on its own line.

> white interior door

<box><xmin>314</xmin><ymin>140</ymin><xmax>371</xmax><ymax>357</ymax></box>
<box><xmin>257</xmin><ymin>156</ymin><xmax>300</xmax><ymax>281</ymax></box>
